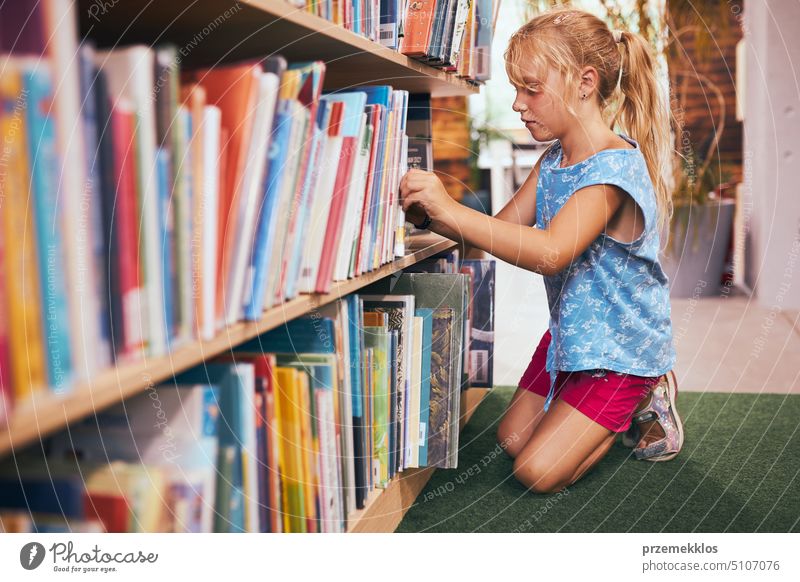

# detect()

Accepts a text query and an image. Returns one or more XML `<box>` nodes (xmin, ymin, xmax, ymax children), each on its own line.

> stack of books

<box><xmin>287</xmin><ymin>0</ymin><xmax>494</xmax><ymax>81</ymax></box>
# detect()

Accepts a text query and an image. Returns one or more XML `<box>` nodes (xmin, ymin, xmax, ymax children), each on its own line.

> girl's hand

<box><xmin>399</xmin><ymin>169</ymin><xmax>458</xmax><ymax>229</ymax></box>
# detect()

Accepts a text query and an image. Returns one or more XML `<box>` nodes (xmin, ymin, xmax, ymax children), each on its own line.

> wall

<box><xmin>744</xmin><ymin>0</ymin><xmax>800</xmax><ymax>309</ymax></box>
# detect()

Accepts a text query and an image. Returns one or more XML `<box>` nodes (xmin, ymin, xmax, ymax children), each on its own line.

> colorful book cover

<box><xmin>399</xmin><ymin>0</ymin><xmax>437</xmax><ymax>57</ymax></box>
<box><xmin>284</xmin><ymin>98</ymin><xmax>328</xmax><ymax>299</ymax></box>
<box><xmin>364</xmin><ymin>325</ymin><xmax>391</xmax><ymax>487</ymax></box>
<box><xmin>314</xmin><ymin>91</ymin><xmax>368</xmax><ymax>293</ymax></box>
<box><xmin>276</xmin><ymin>61</ymin><xmax>326</xmax><ymax>303</ymax></box>
<box><xmin>184</xmin><ymin>61</ymin><xmax>261</xmax><ymax>326</ymax></box>
<box><xmin>388</xmin><ymin>329</ymin><xmax>399</xmax><ymax>476</ymax></box>
<box><xmin>278</xmin><ymin>354</ymin><xmax>343</xmax><ymax>532</ymax></box>
<box><xmin>274</xmin><ymin>367</ymin><xmax>307</xmax><ymax>533</ymax></box>
<box><xmin>224</xmin><ymin>70</ymin><xmax>280</xmax><ymax>325</ymax></box>
<box><xmin>244</xmin><ymin>98</ymin><xmax>294</xmax><ymax>320</ymax></box>
<box><xmin>361</xmin><ymin>295</ymin><xmax>415</xmax><ymax>470</ymax></box>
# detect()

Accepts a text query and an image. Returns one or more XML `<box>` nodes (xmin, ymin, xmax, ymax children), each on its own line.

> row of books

<box><xmin>0</xmin><ymin>263</ymin><xmax>495</xmax><ymax>533</ymax></box>
<box><xmin>287</xmin><ymin>0</ymin><xmax>495</xmax><ymax>81</ymax></box>
<box><xmin>0</xmin><ymin>0</ymin><xmax>429</xmax><ymax>425</ymax></box>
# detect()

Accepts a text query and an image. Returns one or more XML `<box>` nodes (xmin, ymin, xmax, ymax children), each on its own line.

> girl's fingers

<box><xmin>403</xmin><ymin>177</ymin><xmax>432</xmax><ymax>193</ymax></box>
<box><xmin>402</xmin><ymin>193</ymin><xmax>425</xmax><ymax>213</ymax></box>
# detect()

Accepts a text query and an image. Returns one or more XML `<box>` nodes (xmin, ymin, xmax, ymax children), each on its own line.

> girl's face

<box><xmin>510</xmin><ymin>66</ymin><xmax>568</xmax><ymax>141</ymax></box>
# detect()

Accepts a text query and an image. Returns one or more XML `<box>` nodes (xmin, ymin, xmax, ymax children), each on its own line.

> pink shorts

<box><xmin>518</xmin><ymin>329</ymin><xmax>661</xmax><ymax>433</ymax></box>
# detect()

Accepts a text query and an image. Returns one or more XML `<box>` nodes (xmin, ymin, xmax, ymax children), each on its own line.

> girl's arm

<box><xmin>399</xmin><ymin>170</ymin><xmax>626</xmax><ymax>276</ymax></box>
<box><xmin>418</xmin><ymin>156</ymin><xmax>545</xmax><ymax>260</ymax></box>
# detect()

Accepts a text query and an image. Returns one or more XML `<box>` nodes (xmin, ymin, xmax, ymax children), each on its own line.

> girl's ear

<box><xmin>579</xmin><ymin>66</ymin><xmax>600</xmax><ymax>100</ymax></box>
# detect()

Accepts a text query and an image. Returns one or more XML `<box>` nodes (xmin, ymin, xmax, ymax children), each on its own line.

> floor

<box><xmin>398</xmin><ymin>387</ymin><xmax>800</xmax><ymax>532</ymax></box>
<box><xmin>494</xmin><ymin>258</ymin><xmax>800</xmax><ymax>394</ymax></box>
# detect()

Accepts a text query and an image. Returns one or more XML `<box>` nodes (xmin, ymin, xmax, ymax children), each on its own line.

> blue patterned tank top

<box><xmin>536</xmin><ymin>134</ymin><xmax>676</xmax><ymax>412</ymax></box>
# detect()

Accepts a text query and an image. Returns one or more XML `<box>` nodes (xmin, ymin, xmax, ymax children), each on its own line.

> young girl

<box><xmin>399</xmin><ymin>7</ymin><xmax>683</xmax><ymax>493</ymax></box>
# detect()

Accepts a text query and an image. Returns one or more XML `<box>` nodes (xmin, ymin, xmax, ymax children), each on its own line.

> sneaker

<box><xmin>624</xmin><ymin>371</ymin><xmax>684</xmax><ymax>461</ymax></box>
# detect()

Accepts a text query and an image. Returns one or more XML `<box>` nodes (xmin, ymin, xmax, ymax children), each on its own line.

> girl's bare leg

<box><xmin>511</xmin><ymin>400</ymin><xmax>616</xmax><ymax>494</ymax></box>
<box><xmin>497</xmin><ymin>388</ymin><xmax>549</xmax><ymax>458</ymax></box>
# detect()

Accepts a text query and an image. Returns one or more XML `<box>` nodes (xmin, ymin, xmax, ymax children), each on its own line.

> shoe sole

<box><xmin>643</xmin><ymin>371</ymin><xmax>684</xmax><ymax>462</ymax></box>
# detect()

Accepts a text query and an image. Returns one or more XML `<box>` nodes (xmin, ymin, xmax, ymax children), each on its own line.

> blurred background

<box><xmin>430</xmin><ymin>0</ymin><xmax>800</xmax><ymax>395</ymax></box>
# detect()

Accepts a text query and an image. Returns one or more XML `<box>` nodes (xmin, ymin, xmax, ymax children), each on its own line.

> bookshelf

<box><xmin>2</xmin><ymin>0</ymin><xmax>490</xmax><ymax>534</ymax></box>
<box><xmin>79</xmin><ymin>0</ymin><xmax>479</xmax><ymax>97</ymax></box>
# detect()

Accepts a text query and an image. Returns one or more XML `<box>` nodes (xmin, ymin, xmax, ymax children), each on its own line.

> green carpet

<box><xmin>397</xmin><ymin>387</ymin><xmax>800</xmax><ymax>532</ymax></box>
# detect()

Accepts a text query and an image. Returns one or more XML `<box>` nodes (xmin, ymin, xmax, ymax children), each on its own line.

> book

<box><xmin>175</xmin><ymin>362</ymin><xmax>257</xmax><ymax>533</ymax></box>
<box><xmin>0</xmin><ymin>63</ymin><xmax>48</xmax><ymax>400</ymax></box>
<box><xmin>22</xmin><ymin>61</ymin><xmax>75</xmax><ymax>393</ymax></box>
<box><xmin>364</xmin><ymin>324</ymin><xmax>391</xmax><ymax>486</ymax></box>
<box><xmin>415</xmin><ymin>308</ymin><xmax>435</xmax><ymax>466</ymax></box>
<box><xmin>462</xmin><ymin>259</ymin><xmax>496</xmax><ymax>387</ymax></box>
<box><xmin>361</xmin><ymin>295</ymin><xmax>416</xmax><ymax>470</ymax></box>
<box><xmin>97</xmin><ymin>46</ymin><xmax>167</xmax><ymax>357</ymax></box>
<box><xmin>367</xmin><ymin>272</ymin><xmax>468</xmax><ymax>468</ymax></box>
<box><xmin>427</xmin><ymin>307</ymin><xmax>455</xmax><ymax>467</ymax></box>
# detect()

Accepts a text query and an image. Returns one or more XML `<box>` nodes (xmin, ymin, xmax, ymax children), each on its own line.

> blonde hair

<box><xmin>505</xmin><ymin>7</ymin><xmax>673</xmax><ymax>235</ymax></box>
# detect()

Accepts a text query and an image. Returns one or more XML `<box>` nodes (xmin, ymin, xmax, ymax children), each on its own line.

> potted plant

<box><xmin>595</xmin><ymin>0</ymin><xmax>740</xmax><ymax>297</ymax></box>
<box><xmin>660</xmin><ymin>150</ymin><xmax>737</xmax><ymax>298</ymax></box>
<box><xmin>658</xmin><ymin>1</ymin><xmax>741</xmax><ymax>298</ymax></box>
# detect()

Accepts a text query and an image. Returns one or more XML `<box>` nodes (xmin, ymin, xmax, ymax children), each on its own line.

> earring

<box><xmin>580</xmin><ymin>93</ymin><xmax>587</xmax><ymax>100</ymax></box>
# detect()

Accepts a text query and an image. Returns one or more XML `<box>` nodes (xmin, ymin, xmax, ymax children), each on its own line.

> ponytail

<box><xmin>610</xmin><ymin>30</ymin><xmax>673</xmax><ymax>237</ymax></box>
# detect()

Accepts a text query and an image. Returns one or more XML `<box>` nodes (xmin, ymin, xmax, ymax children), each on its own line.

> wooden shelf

<box><xmin>0</xmin><ymin>234</ymin><xmax>457</xmax><ymax>457</ymax></box>
<box><xmin>78</xmin><ymin>0</ymin><xmax>478</xmax><ymax>97</ymax></box>
<box><xmin>346</xmin><ymin>387</ymin><xmax>489</xmax><ymax>533</ymax></box>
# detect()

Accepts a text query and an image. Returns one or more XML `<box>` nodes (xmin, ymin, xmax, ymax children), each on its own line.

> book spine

<box><xmin>157</xmin><ymin>148</ymin><xmax>175</xmax><ymax>346</ymax></box>
<box><xmin>0</xmin><ymin>66</ymin><xmax>47</xmax><ymax>398</ymax></box>
<box><xmin>200</xmin><ymin>105</ymin><xmax>221</xmax><ymax>340</ymax></box>
<box><xmin>46</xmin><ymin>0</ymin><xmax>101</xmax><ymax>381</ymax></box>
<box><xmin>243</xmin><ymin>101</ymin><xmax>291</xmax><ymax>320</ymax></box>
<box><xmin>23</xmin><ymin>65</ymin><xmax>74</xmax><ymax>393</ymax></box>
<box><xmin>78</xmin><ymin>45</ymin><xmax>113</xmax><ymax>367</ymax></box>
<box><xmin>111</xmin><ymin>107</ymin><xmax>146</xmax><ymax>360</ymax></box>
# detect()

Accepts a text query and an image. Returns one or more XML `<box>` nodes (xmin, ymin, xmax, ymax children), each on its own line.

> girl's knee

<box><xmin>512</xmin><ymin>456</ymin><xmax>570</xmax><ymax>494</ymax></box>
